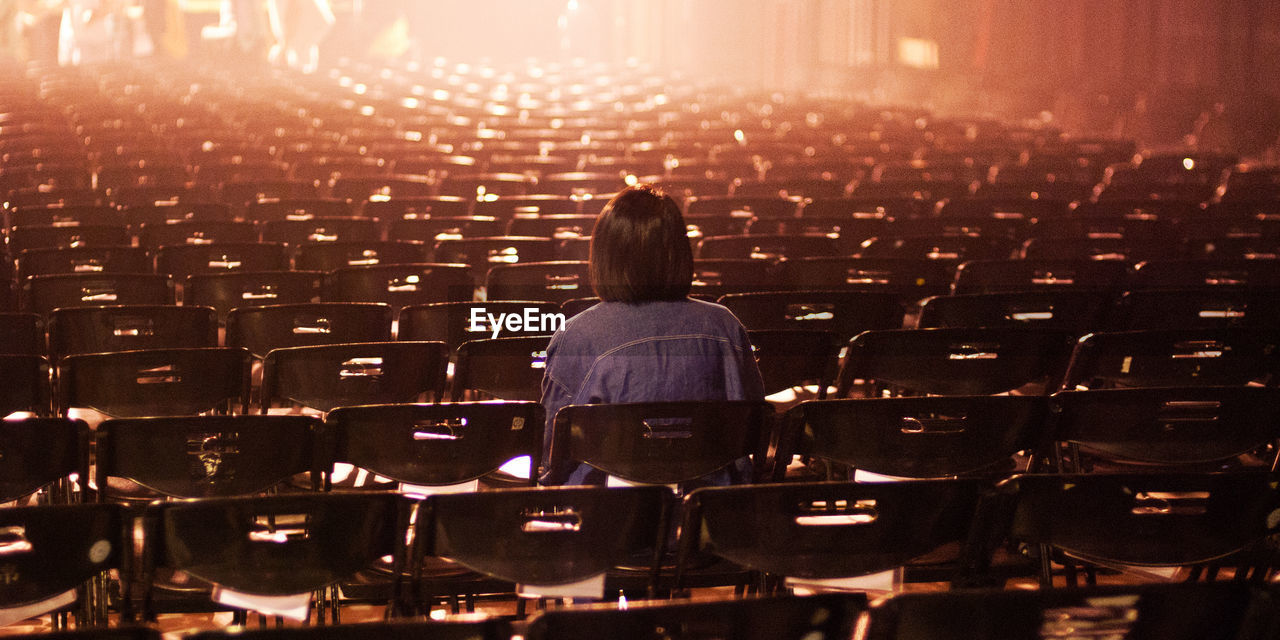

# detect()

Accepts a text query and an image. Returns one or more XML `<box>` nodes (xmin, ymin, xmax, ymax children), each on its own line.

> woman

<box><xmin>539</xmin><ymin>185</ymin><xmax>765</xmax><ymax>484</ymax></box>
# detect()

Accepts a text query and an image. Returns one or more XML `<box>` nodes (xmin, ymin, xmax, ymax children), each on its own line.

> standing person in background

<box><xmin>539</xmin><ymin>185</ymin><xmax>765</xmax><ymax>486</ymax></box>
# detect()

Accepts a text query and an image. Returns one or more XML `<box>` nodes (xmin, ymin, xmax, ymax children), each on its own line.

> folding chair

<box><xmin>486</xmin><ymin>261</ymin><xmax>591</xmax><ymax>304</ymax></box>
<box><xmin>48</xmin><ymin>305</ymin><xmax>218</xmax><ymax>360</ymax></box>
<box><xmin>451</xmin><ymin>336</ymin><xmax>553</xmax><ymax>402</ymax></box>
<box><xmin>226</xmin><ymin>303</ymin><xmax>393</xmax><ymax>360</ymax></box>
<box><xmin>951</xmin><ymin>259</ymin><xmax>1129</xmax><ymax>294</ymax></box>
<box><xmin>294</xmin><ymin>241</ymin><xmax>429</xmax><ymax>272</ymax></box>
<box><xmin>57</xmin><ymin>347</ymin><xmax>252</xmax><ymax>418</ymax></box>
<box><xmin>398</xmin><ymin>302</ymin><xmax>562</xmax><ymax>353</ymax></box>
<box><xmin>718</xmin><ymin>290</ymin><xmax>905</xmax><ymax>342</ymax></box>
<box><xmin>184</xmin><ymin>271</ymin><xmax>324</xmax><ymax>322</ymax></box>
<box><xmin>1061</xmin><ymin>328</ymin><xmax>1280</xmax><ymax>389</ymax></box>
<box><xmin>17</xmin><ymin>246</ymin><xmax>152</xmax><ymax>281</ymax></box>
<box><xmin>22</xmin><ymin>274</ymin><xmax>174</xmax><ymax>318</ymax></box>
<box><xmin>917</xmin><ymin>290</ymin><xmax>1114</xmax><ymax>335</ymax></box>
<box><xmin>260</xmin><ymin>341</ymin><xmax>449</xmax><ymax>413</ymax></box>
<box><xmin>1109</xmin><ymin>288</ymin><xmax>1280</xmax><ymax>330</ymax></box>
<box><xmin>154</xmin><ymin>243</ymin><xmax>290</xmax><ymax>281</ymax></box>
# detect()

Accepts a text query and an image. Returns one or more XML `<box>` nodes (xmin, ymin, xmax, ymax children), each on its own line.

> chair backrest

<box><xmin>1128</xmin><ymin>259</ymin><xmax>1280</xmax><ymax>290</ymax></box>
<box><xmin>226</xmin><ymin>302</ymin><xmax>393</xmax><ymax>359</ymax></box>
<box><xmin>243</xmin><ymin>199</ymin><xmax>356</xmax><ymax>222</ymax></box>
<box><xmin>420</xmin><ymin>485</ymin><xmax>668</xmax><ymax>589</ymax></box>
<box><xmin>23</xmin><ymin>273</ymin><xmax>174</xmax><ymax>318</ymax></box>
<box><xmin>747</xmin><ymin>329</ymin><xmax>842</xmax><ymax>397</ymax></box>
<box><xmin>386</xmin><ymin>217</ymin><xmax>505</xmax><ymax>243</ymax></box>
<box><xmin>525</xmin><ymin>593</ymin><xmax>866</xmax><ymax>640</ymax></box>
<box><xmin>451</xmin><ymin>336</ymin><xmax>553</xmax><ymax>401</ymax></box>
<box><xmin>57</xmin><ymin>347</ymin><xmax>252</xmax><ymax>418</ymax></box>
<box><xmin>143</xmin><ymin>493</ymin><xmax>405</xmax><ymax>599</ymax></box>
<box><xmin>858</xmin><ymin>235</ymin><xmax>1019</xmax><ymax>264</ymax></box>
<box><xmin>0</xmin><ymin>312</ymin><xmax>44</xmax><ymax>355</ymax></box>
<box><xmin>785</xmin><ymin>395</ymin><xmax>1050</xmax><ymax>479</ymax></box>
<box><xmin>184</xmin><ymin>271</ymin><xmax>323</xmax><ymax>321</ymax></box>
<box><xmin>689</xmin><ymin>259</ymin><xmax>780</xmax><ymax>298</ymax></box>
<box><xmin>398</xmin><ymin>302</ymin><xmax>562</xmax><ymax>353</ymax></box>
<box><xmin>0</xmin><ymin>503</ymin><xmax>125</xmax><ymax>617</ymax></box>
<box><xmin>1061</xmin><ymin>328</ymin><xmax>1280</xmax><ymax>389</ymax></box>
<box><xmin>1046</xmin><ymin>386</ymin><xmax>1280</xmax><ymax>469</ymax></box>
<box><xmin>185</xmin><ymin>620</ymin><xmax>512</xmax><ymax>640</ymax></box>
<box><xmin>781</xmin><ymin>257</ymin><xmax>953</xmax><ymax>302</ymax></box>
<box><xmin>836</xmin><ymin>328</ymin><xmax>1075</xmax><ymax>397</ymax></box>
<box><xmin>261</xmin><ymin>341</ymin><xmax>449</xmax><ymax>412</ymax></box>
<box><xmin>137</xmin><ymin>221</ymin><xmax>259</xmax><ymax>251</ymax></box>
<box><xmin>486</xmin><ymin>261</ymin><xmax>591</xmax><ymax>304</ymax></box>
<box><xmin>325</xmin><ymin>401</ymin><xmax>543</xmax><ymax>487</ymax></box>
<box><xmin>293</xmin><ymin>240</ymin><xmax>429</xmax><ymax>272</ymax></box>
<box><xmin>17</xmin><ymin>246</ymin><xmax>152</xmax><ymax>281</ymax></box>
<box><xmin>431</xmin><ymin>236</ymin><xmax>556</xmax><ymax>279</ymax></box>
<box><xmin>8</xmin><ymin>225</ymin><xmax>131</xmax><ymax>253</ymax></box>
<box><xmin>323</xmin><ymin>264</ymin><xmax>474</xmax><ymax>308</ymax></box>
<box><xmin>916</xmin><ymin>290</ymin><xmax>1114</xmax><ymax>335</ymax></box>
<box><xmin>951</xmin><ymin>258</ymin><xmax>1130</xmax><ymax>294</ymax></box>
<box><xmin>547</xmin><ymin>401</ymin><xmax>774</xmax><ymax>485</ymax></box>
<box><xmin>0</xmin><ymin>417</ymin><xmax>89</xmax><ymax>502</ymax></box>
<box><xmin>696</xmin><ymin>235</ymin><xmax>843</xmax><ymax>261</ymax></box>
<box><xmin>861</xmin><ymin>583</ymin><xmax>1279</xmax><ymax>640</ymax></box>
<box><xmin>95</xmin><ymin>415</ymin><xmax>319</xmax><ymax>499</ymax></box>
<box><xmin>1110</xmin><ymin>288</ymin><xmax>1280</xmax><ymax>330</ymax></box>
<box><xmin>718</xmin><ymin>290</ymin><xmax>905</xmax><ymax>342</ymax></box>
<box><xmin>154</xmin><ymin>242</ymin><xmax>290</xmax><ymax>281</ymax></box>
<box><xmin>677</xmin><ymin>479</ymin><xmax>986</xmax><ymax>585</ymax></box>
<box><xmin>0</xmin><ymin>354</ymin><xmax>52</xmax><ymax>416</ymax></box>
<box><xmin>260</xmin><ymin>217</ymin><xmax>382</xmax><ymax>246</ymax></box>
<box><xmin>1003</xmin><ymin>471</ymin><xmax>1280</xmax><ymax>574</ymax></box>
<box><xmin>48</xmin><ymin>305</ymin><xmax>218</xmax><ymax>360</ymax></box>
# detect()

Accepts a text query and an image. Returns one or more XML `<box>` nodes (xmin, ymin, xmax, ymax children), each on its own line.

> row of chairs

<box><xmin>6</xmin><ymin>471</ymin><xmax>1279</xmax><ymax>624</ymax></box>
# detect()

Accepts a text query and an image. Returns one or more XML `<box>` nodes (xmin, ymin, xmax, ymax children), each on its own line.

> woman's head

<box><xmin>589</xmin><ymin>185</ymin><xmax>693</xmax><ymax>302</ymax></box>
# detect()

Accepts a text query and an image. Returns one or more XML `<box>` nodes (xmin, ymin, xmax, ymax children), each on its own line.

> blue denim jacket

<box><xmin>539</xmin><ymin>297</ymin><xmax>766</xmax><ymax>485</ymax></box>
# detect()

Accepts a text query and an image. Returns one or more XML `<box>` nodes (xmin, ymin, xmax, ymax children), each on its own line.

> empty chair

<box><xmin>858</xmin><ymin>235</ymin><xmax>1019</xmax><ymax>264</ymax></box>
<box><xmin>748</xmin><ymin>330</ymin><xmax>842</xmax><ymax>398</ymax></box>
<box><xmin>676</xmin><ymin>479</ymin><xmax>988</xmax><ymax>592</ymax></box>
<box><xmin>57</xmin><ymin>347</ymin><xmax>252</xmax><ymax>418</ymax></box>
<box><xmin>260</xmin><ymin>342</ymin><xmax>449</xmax><ymax>413</ymax></box>
<box><xmin>17</xmin><ymin>246</ymin><xmax>152</xmax><ymax>281</ymax></box>
<box><xmin>95</xmin><ymin>414</ymin><xmax>320</xmax><ymax>499</ymax></box>
<box><xmin>836</xmin><ymin>328</ymin><xmax>1076</xmax><ymax>397</ymax></box>
<box><xmin>536</xmin><ymin>172</ymin><xmax>626</xmax><ymax>196</ymax></box>
<box><xmin>416</xmin><ymin>485</ymin><xmax>668</xmax><ymax>601</ymax></box>
<box><xmin>0</xmin><ymin>355</ymin><xmax>53</xmax><ymax>416</ymax></box>
<box><xmin>718</xmin><ymin>291</ymin><xmax>905</xmax><ymax>342</ymax></box>
<box><xmin>1044</xmin><ymin>386</ymin><xmax>1280</xmax><ymax>472</ymax></box>
<box><xmin>951</xmin><ymin>259</ymin><xmax>1129</xmax><ymax>294</ymax></box>
<box><xmin>437</xmin><ymin>172</ymin><xmax>532</xmax><ymax>198</ymax></box>
<box><xmin>260</xmin><ymin>218</ymin><xmax>382</xmax><ymax>246</ymax></box>
<box><xmin>1021</xmin><ymin>236</ymin><xmax>1188</xmax><ymax>262</ymax></box>
<box><xmin>185</xmin><ymin>620</ymin><xmax>511</xmax><ymax>640</ymax></box>
<box><xmin>1110</xmin><ymin>288</ymin><xmax>1280</xmax><ymax>330</ymax></box>
<box><xmin>324</xmin><ymin>401</ymin><xmax>544</xmax><ymax>491</ymax></box>
<box><xmin>451</xmin><ymin>336</ymin><xmax>552</xmax><ymax>402</ymax></box>
<box><xmin>1127</xmin><ymin>259</ymin><xmax>1280</xmax><ymax>290</ymax></box>
<box><xmin>696</xmin><ymin>235</ymin><xmax>843</xmax><ymax>261</ymax></box>
<box><xmin>330</xmin><ymin>175</ymin><xmax>434</xmax><ymax>202</ymax></box>
<box><xmin>684</xmin><ymin>196</ymin><xmax>800</xmax><ymax>219</ymax></box>
<box><xmin>917</xmin><ymin>291</ymin><xmax>1114</xmax><ymax>335</ymax></box>
<box><xmin>139</xmin><ymin>493</ymin><xmax>407</xmax><ymax>621</ymax></box>
<box><xmin>48</xmin><ymin>305</ymin><xmax>218</xmax><ymax>360</ymax></box>
<box><xmin>387</xmin><ymin>217</ymin><xmax>507</xmax><ymax>243</ymax></box>
<box><xmin>398</xmin><ymin>301</ymin><xmax>563</xmax><ymax>353</ymax></box>
<box><xmin>0</xmin><ymin>312</ymin><xmax>44</xmax><ymax>355</ymax></box>
<box><xmin>543</xmin><ymin>401</ymin><xmax>774</xmax><ymax>486</ymax></box>
<box><xmin>324</xmin><ymin>264</ymin><xmax>475</xmax><ymax>308</ymax></box>
<box><xmin>1061</xmin><ymin>328</ymin><xmax>1280</xmax><ymax>389</ymax></box>
<box><xmin>689</xmin><ymin>259</ymin><xmax>781</xmax><ymax>298</ymax></box>
<box><xmin>781</xmin><ymin>257</ymin><xmax>954</xmax><ymax>302</ymax></box>
<box><xmin>154</xmin><ymin>243</ymin><xmax>290</xmax><ymax>281</ymax></box>
<box><xmin>486</xmin><ymin>261</ymin><xmax>591</xmax><ymax>304</ymax></box>
<box><xmin>6</xmin><ymin>205</ymin><xmax>121</xmax><ymax>229</ymax></box>
<box><xmin>0</xmin><ymin>417</ymin><xmax>89</xmax><ymax>504</ymax></box>
<box><xmin>361</xmin><ymin>196</ymin><xmax>471</xmax><ymax>221</ymax></box>
<box><xmin>294</xmin><ymin>241</ymin><xmax>428</xmax><ymax>272</ymax></box>
<box><xmin>23</xmin><ymin>274</ymin><xmax>174</xmax><ymax>318</ymax></box>
<box><xmin>184</xmin><ymin>271</ymin><xmax>323</xmax><ymax>321</ymax></box>
<box><xmin>431</xmin><ymin>237</ymin><xmax>556</xmax><ymax>279</ymax></box>
<box><xmin>505</xmin><ymin>215</ymin><xmax>597</xmax><ymax>240</ymax></box>
<box><xmin>226</xmin><ymin>303</ymin><xmax>393</xmax><ymax>359</ymax></box>
<box><xmin>8</xmin><ymin>225</ymin><xmax>131</xmax><ymax>253</ymax></box>
<box><xmin>137</xmin><ymin>221</ymin><xmax>259</xmax><ymax>251</ymax></box>
<box><xmin>1002</xmin><ymin>471</ymin><xmax>1280</xmax><ymax>586</ymax></box>
<box><xmin>472</xmin><ymin>195</ymin><xmax>578</xmax><ymax>221</ymax></box>
<box><xmin>244</xmin><ymin>199</ymin><xmax>356</xmax><ymax>222</ymax></box>
<box><xmin>782</xmin><ymin>395</ymin><xmax>1050</xmax><ymax>480</ymax></box>
<box><xmin>525</xmin><ymin>593</ymin><xmax>866</xmax><ymax>640</ymax></box>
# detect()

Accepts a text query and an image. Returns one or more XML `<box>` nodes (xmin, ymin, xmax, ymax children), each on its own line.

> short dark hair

<box><xmin>589</xmin><ymin>185</ymin><xmax>693</xmax><ymax>302</ymax></box>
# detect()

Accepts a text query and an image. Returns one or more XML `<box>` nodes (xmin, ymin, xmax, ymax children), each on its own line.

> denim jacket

<box><xmin>539</xmin><ymin>297</ymin><xmax>766</xmax><ymax>484</ymax></box>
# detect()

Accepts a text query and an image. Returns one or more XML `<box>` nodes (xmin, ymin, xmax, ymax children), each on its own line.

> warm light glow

<box><xmin>898</xmin><ymin>37</ymin><xmax>940</xmax><ymax>69</ymax></box>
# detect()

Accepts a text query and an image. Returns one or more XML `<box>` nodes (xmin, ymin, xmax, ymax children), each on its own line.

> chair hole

<box><xmin>412</xmin><ymin>417</ymin><xmax>466</xmax><ymax>440</ymax></box>
<box><xmin>641</xmin><ymin>417</ymin><xmax>694</xmax><ymax>439</ymax></box>
<box><xmin>785</xmin><ymin>303</ymin><xmax>835</xmax><ymax>322</ymax></box>
<box><xmin>112</xmin><ymin>317</ymin><xmax>156</xmax><ymax>337</ymax></box>
<box><xmin>249</xmin><ymin>513</ymin><xmax>310</xmax><ymax>543</ymax></box>
<box><xmin>1170</xmin><ymin>340</ymin><xmax>1225</xmax><ymax>359</ymax></box>
<box><xmin>795</xmin><ymin>499</ymin><xmax>877</xmax><ymax>526</ymax></box>
<box><xmin>899</xmin><ymin>413</ymin><xmax>968</xmax><ymax>434</ymax></box>
<box><xmin>520</xmin><ymin>507</ymin><xmax>581</xmax><ymax>532</ymax></box>
<box><xmin>339</xmin><ymin>357</ymin><xmax>383</xmax><ymax>378</ymax></box>
<box><xmin>136</xmin><ymin>364</ymin><xmax>179</xmax><ymax>385</ymax></box>
<box><xmin>292</xmin><ymin>317</ymin><xmax>331</xmax><ymax>334</ymax></box>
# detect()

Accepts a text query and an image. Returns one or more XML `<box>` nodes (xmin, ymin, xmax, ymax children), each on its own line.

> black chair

<box><xmin>861</xmin><ymin>582</ymin><xmax>1280</xmax><ymax>640</ymax></box>
<box><xmin>154</xmin><ymin>243</ymin><xmax>290</xmax><ymax>281</ymax></box>
<box><xmin>917</xmin><ymin>290</ymin><xmax>1114</xmax><ymax>335</ymax></box>
<box><xmin>1109</xmin><ymin>288</ymin><xmax>1280</xmax><ymax>330</ymax></box>
<box><xmin>486</xmin><ymin>261</ymin><xmax>591</xmax><ymax>304</ymax></box>
<box><xmin>781</xmin><ymin>257</ymin><xmax>954</xmax><ymax>302</ymax></box>
<box><xmin>140</xmin><ymin>493</ymin><xmax>408</xmax><ymax>622</ymax></box>
<box><xmin>1044</xmin><ymin>386</ymin><xmax>1280</xmax><ymax>472</ymax></box>
<box><xmin>243</xmin><ymin>199</ymin><xmax>356</xmax><ymax>222</ymax></box>
<box><xmin>8</xmin><ymin>225</ymin><xmax>132</xmax><ymax>253</ymax></box>
<box><xmin>684</xmin><ymin>196</ymin><xmax>800</xmax><ymax>219</ymax></box>
<box><xmin>386</xmin><ymin>217</ymin><xmax>506</xmax><ymax>243</ymax></box>
<box><xmin>324</xmin><ymin>401</ymin><xmax>543</xmax><ymax>491</ymax></box>
<box><xmin>858</xmin><ymin>235</ymin><xmax>1019</xmax><ymax>264</ymax></box>
<box><xmin>524</xmin><ymin>593</ymin><xmax>866</xmax><ymax>640</ymax></box>
<box><xmin>451</xmin><ymin>336</ymin><xmax>552</xmax><ymax>401</ymax></box>
<box><xmin>17</xmin><ymin>246</ymin><xmax>152</xmax><ymax>281</ymax></box>
<box><xmin>95</xmin><ymin>414</ymin><xmax>321</xmax><ymax>500</ymax></box>
<box><xmin>836</xmin><ymin>328</ymin><xmax>1076</xmax><ymax>397</ymax></box>
<box><xmin>690</xmin><ymin>259</ymin><xmax>780</xmax><ymax>297</ymax></box>
<box><xmin>544</xmin><ymin>401</ymin><xmax>775</xmax><ymax>486</ymax></box>
<box><xmin>293</xmin><ymin>241</ymin><xmax>429</xmax><ymax>272</ymax></box>
<box><xmin>185</xmin><ymin>619</ymin><xmax>511</xmax><ymax>640</ymax></box>
<box><xmin>782</xmin><ymin>395</ymin><xmax>1050</xmax><ymax>480</ymax></box>
<box><xmin>48</xmin><ymin>305</ymin><xmax>218</xmax><ymax>360</ymax></box>
<box><xmin>951</xmin><ymin>259</ymin><xmax>1129</xmax><ymax>294</ymax></box>
<box><xmin>7</xmin><ymin>205</ymin><xmax>123</xmax><ymax>229</ymax></box>
<box><xmin>748</xmin><ymin>330</ymin><xmax>842</xmax><ymax>398</ymax></box>
<box><xmin>718</xmin><ymin>291</ymin><xmax>905</xmax><ymax>342</ymax></box>
<box><xmin>22</xmin><ymin>627</ymin><xmax>163</xmax><ymax>640</ymax></box>
<box><xmin>696</xmin><ymin>235</ymin><xmax>843</xmax><ymax>261</ymax></box>
<box><xmin>0</xmin><ymin>354</ymin><xmax>52</xmax><ymax>417</ymax></box>
<box><xmin>0</xmin><ymin>503</ymin><xmax>127</xmax><ymax>626</ymax></box>
<box><xmin>416</xmin><ymin>485</ymin><xmax>669</xmax><ymax>602</ymax></box>
<box><xmin>260</xmin><ymin>342</ymin><xmax>449</xmax><ymax>413</ymax></box>
<box><xmin>505</xmin><ymin>215</ymin><xmax>597</xmax><ymax>239</ymax></box>
<box><xmin>0</xmin><ymin>417</ymin><xmax>89</xmax><ymax>504</ymax></box>
<box><xmin>1061</xmin><ymin>328</ymin><xmax>1280</xmax><ymax>389</ymax></box>
<box><xmin>22</xmin><ymin>274</ymin><xmax>174</xmax><ymax>318</ymax></box>
<box><xmin>57</xmin><ymin>347</ymin><xmax>252</xmax><ymax>418</ymax></box>
<box><xmin>137</xmin><ymin>221</ymin><xmax>259</xmax><ymax>251</ymax></box>
<box><xmin>398</xmin><ymin>301</ymin><xmax>563</xmax><ymax>353</ymax></box>
<box><xmin>1127</xmin><ymin>259</ymin><xmax>1280</xmax><ymax>290</ymax></box>
<box><xmin>1001</xmin><ymin>471</ymin><xmax>1280</xmax><ymax>586</ymax></box>
<box><xmin>260</xmin><ymin>218</ymin><xmax>382</xmax><ymax>246</ymax></box>
<box><xmin>361</xmin><ymin>196</ymin><xmax>472</xmax><ymax>221</ymax></box>
<box><xmin>675</xmin><ymin>479</ymin><xmax>989</xmax><ymax>592</ymax></box>
<box><xmin>323</xmin><ymin>264</ymin><xmax>474</xmax><ymax>308</ymax></box>
<box><xmin>431</xmin><ymin>236</ymin><xmax>556</xmax><ymax>280</ymax></box>
<box><xmin>184</xmin><ymin>271</ymin><xmax>324</xmax><ymax>322</ymax></box>
<box><xmin>226</xmin><ymin>303</ymin><xmax>393</xmax><ymax>360</ymax></box>
<box><xmin>0</xmin><ymin>312</ymin><xmax>44</xmax><ymax>355</ymax></box>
